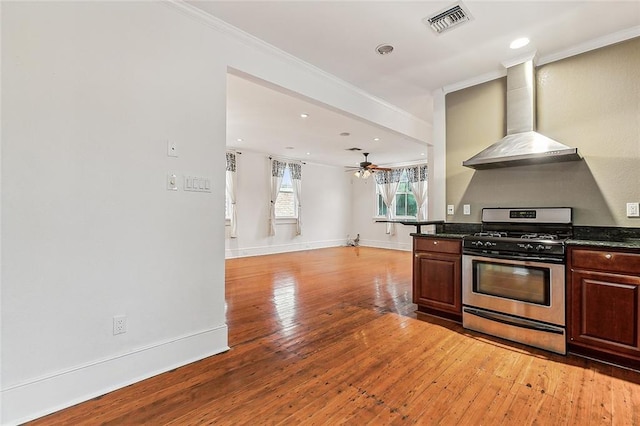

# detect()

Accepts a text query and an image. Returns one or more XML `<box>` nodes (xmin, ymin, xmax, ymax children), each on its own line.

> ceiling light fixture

<box><xmin>373</xmin><ymin>138</ymin><xmax>380</xmax><ymax>141</ymax></box>
<box><xmin>375</xmin><ymin>44</ymin><xmax>394</xmax><ymax>55</ymax></box>
<box><xmin>354</xmin><ymin>169</ymin><xmax>371</xmax><ymax>179</ymax></box>
<box><xmin>236</xmin><ymin>138</ymin><xmax>243</xmax><ymax>142</ymax></box>
<box><xmin>510</xmin><ymin>37</ymin><xmax>530</xmax><ymax>49</ymax></box>
<box><xmin>300</xmin><ymin>113</ymin><xmax>309</xmax><ymax>118</ymax></box>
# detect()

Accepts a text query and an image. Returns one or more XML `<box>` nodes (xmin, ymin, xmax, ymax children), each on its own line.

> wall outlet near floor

<box><xmin>627</xmin><ymin>202</ymin><xmax>640</xmax><ymax>217</ymax></box>
<box><xmin>447</xmin><ymin>205</ymin><xmax>455</xmax><ymax>215</ymax></box>
<box><xmin>113</xmin><ymin>315</ymin><xmax>127</xmax><ymax>335</ymax></box>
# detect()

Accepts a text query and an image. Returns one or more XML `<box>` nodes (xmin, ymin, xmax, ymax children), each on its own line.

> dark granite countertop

<box><xmin>408</xmin><ymin>223</ymin><xmax>640</xmax><ymax>250</ymax></box>
<box><xmin>411</xmin><ymin>232</ymin><xmax>466</xmax><ymax>239</ymax></box>
<box><xmin>567</xmin><ymin>238</ymin><xmax>640</xmax><ymax>250</ymax></box>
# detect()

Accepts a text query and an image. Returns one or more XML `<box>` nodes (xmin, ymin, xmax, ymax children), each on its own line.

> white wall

<box><xmin>223</xmin><ymin>150</ymin><xmax>420</xmax><ymax>256</ymax></box>
<box><xmin>1</xmin><ymin>1</ymin><xmax>431</xmax><ymax>423</ymax></box>
<box><xmin>225</xmin><ymin>151</ymin><xmax>351</xmax><ymax>257</ymax></box>
<box><xmin>1</xmin><ymin>2</ymin><xmax>229</xmax><ymax>423</ymax></box>
<box><xmin>350</xmin><ymin>177</ymin><xmax>416</xmax><ymax>251</ymax></box>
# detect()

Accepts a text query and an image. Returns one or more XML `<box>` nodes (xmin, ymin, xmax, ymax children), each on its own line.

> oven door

<box><xmin>462</xmin><ymin>254</ymin><xmax>565</xmax><ymax>326</ymax></box>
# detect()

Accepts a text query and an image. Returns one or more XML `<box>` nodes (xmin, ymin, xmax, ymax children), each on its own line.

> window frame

<box><xmin>274</xmin><ymin>164</ymin><xmax>298</xmax><ymax>221</ymax></box>
<box><xmin>374</xmin><ymin>169</ymin><xmax>417</xmax><ymax>219</ymax></box>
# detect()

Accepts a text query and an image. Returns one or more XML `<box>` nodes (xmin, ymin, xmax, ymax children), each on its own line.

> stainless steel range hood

<box><xmin>463</xmin><ymin>58</ymin><xmax>581</xmax><ymax>169</ymax></box>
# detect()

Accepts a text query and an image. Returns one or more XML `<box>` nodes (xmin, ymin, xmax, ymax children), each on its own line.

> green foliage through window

<box><xmin>376</xmin><ymin>169</ymin><xmax>417</xmax><ymax>218</ymax></box>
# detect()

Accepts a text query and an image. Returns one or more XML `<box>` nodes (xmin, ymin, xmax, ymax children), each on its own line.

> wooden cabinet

<box><xmin>568</xmin><ymin>246</ymin><xmax>640</xmax><ymax>368</ymax></box>
<box><xmin>413</xmin><ymin>237</ymin><xmax>462</xmax><ymax>322</ymax></box>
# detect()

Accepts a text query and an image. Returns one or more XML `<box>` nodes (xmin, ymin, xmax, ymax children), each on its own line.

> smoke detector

<box><xmin>423</xmin><ymin>2</ymin><xmax>473</xmax><ymax>35</ymax></box>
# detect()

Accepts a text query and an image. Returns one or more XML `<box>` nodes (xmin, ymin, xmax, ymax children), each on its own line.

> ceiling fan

<box><xmin>347</xmin><ymin>152</ymin><xmax>391</xmax><ymax>178</ymax></box>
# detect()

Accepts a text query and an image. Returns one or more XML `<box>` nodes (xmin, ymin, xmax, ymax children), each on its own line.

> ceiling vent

<box><xmin>424</xmin><ymin>3</ymin><xmax>472</xmax><ymax>34</ymax></box>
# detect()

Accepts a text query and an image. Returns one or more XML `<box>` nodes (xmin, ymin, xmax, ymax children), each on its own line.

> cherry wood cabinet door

<box><xmin>569</xmin><ymin>246</ymin><xmax>640</xmax><ymax>360</ymax></box>
<box><xmin>413</xmin><ymin>251</ymin><xmax>461</xmax><ymax>315</ymax></box>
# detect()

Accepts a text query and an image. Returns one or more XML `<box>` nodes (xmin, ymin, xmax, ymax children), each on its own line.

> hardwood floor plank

<box><xmin>28</xmin><ymin>247</ymin><xmax>640</xmax><ymax>425</ymax></box>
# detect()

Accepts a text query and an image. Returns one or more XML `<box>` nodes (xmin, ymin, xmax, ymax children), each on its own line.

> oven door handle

<box><xmin>462</xmin><ymin>250</ymin><xmax>564</xmax><ymax>263</ymax></box>
<box><xmin>463</xmin><ymin>307</ymin><xmax>564</xmax><ymax>335</ymax></box>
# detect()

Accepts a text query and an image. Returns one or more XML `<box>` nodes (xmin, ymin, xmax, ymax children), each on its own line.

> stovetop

<box><xmin>462</xmin><ymin>207</ymin><xmax>573</xmax><ymax>259</ymax></box>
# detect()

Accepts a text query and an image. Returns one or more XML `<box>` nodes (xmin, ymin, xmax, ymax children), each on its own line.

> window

<box><xmin>275</xmin><ymin>165</ymin><xmax>297</xmax><ymax>218</ymax></box>
<box><xmin>376</xmin><ymin>169</ymin><xmax>417</xmax><ymax>218</ymax></box>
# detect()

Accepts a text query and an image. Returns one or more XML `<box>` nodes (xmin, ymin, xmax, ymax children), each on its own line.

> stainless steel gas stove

<box><xmin>462</xmin><ymin>207</ymin><xmax>572</xmax><ymax>354</ymax></box>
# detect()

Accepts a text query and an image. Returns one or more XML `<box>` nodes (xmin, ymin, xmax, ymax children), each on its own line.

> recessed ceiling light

<box><xmin>421</xmin><ymin>153</ymin><xmax>426</xmax><ymax>156</ymax></box>
<box><xmin>300</xmin><ymin>113</ymin><xmax>309</xmax><ymax>118</ymax></box>
<box><xmin>510</xmin><ymin>37</ymin><xmax>530</xmax><ymax>49</ymax></box>
<box><xmin>375</xmin><ymin>44</ymin><xmax>394</xmax><ymax>55</ymax></box>
<box><xmin>236</xmin><ymin>138</ymin><xmax>243</xmax><ymax>142</ymax></box>
<box><xmin>340</xmin><ymin>132</ymin><xmax>350</xmax><ymax>137</ymax></box>
<box><xmin>306</xmin><ymin>152</ymin><xmax>311</xmax><ymax>155</ymax></box>
<box><xmin>373</xmin><ymin>137</ymin><xmax>380</xmax><ymax>141</ymax></box>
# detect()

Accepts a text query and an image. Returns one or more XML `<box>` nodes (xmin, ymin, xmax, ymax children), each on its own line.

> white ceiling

<box><xmin>189</xmin><ymin>0</ymin><xmax>640</xmax><ymax>168</ymax></box>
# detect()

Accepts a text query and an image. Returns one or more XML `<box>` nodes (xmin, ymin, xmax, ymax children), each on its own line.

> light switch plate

<box><xmin>463</xmin><ymin>204</ymin><xmax>471</xmax><ymax>215</ymax></box>
<box><xmin>627</xmin><ymin>202</ymin><xmax>639</xmax><ymax>217</ymax></box>
<box><xmin>447</xmin><ymin>205</ymin><xmax>454</xmax><ymax>215</ymax></box>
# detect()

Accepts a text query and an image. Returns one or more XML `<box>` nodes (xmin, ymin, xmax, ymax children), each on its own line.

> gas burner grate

<box><xmin>474</xmin><ymin>232</ymin><xmax>508</xmax><ymax>238</ymax></box>
<box><xmin>521</xmin><ymin>233</ymin><xmax>559</xmax><ymax>240</ymax></box>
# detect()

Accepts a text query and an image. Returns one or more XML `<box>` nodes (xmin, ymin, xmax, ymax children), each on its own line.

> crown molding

<box><xmin>538</xmin><ymin>25</ymin><xmax>640</xmax><ymax>66</ymax></box>
<box><xmin>442</xmin><ymin>25</ymin><xmax>640</xmax><ymax>95</ymax></box>
<box><xmin>161</xmin><ymin>0</ymin><xmax>429</xmax><ymax>128</ymax></box>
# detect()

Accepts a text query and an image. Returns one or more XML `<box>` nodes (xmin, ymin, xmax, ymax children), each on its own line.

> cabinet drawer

<box><xmin>571</xmin><ymin>249</ymin><xmax>640</xmax><ymax>274</ymax></box>
<box><xmin>414</xmin><ymin>237</ymin><xmax>461</xmax><ymax>254</ymax></box>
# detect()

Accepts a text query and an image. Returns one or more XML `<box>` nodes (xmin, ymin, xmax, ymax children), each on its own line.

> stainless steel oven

<box><xmin>461</xmin><ymin>207</ymin><xmax>571</xmax><ymax>355</ymax></box>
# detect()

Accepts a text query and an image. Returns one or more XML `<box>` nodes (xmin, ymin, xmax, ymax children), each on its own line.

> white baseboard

<box><xmin>225</xmin><ymin>239</ymin><xmax>344</xmax><ymax>258</ymax></box>
<box><xmin>359</xmin><ymin>239</ymin><xmax>412</xmax><ymax>252</ymax></box>
<box><xmin>1</xmin><ymin>325</ymin><xmax>229</xmax><ymax>425</ymax></box>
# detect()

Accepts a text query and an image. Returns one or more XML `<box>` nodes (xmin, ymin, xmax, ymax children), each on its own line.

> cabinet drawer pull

<box><xmin>605</xmin><ymin>254</ymin><xmax>612</xmax><ymax>259</ymax></box>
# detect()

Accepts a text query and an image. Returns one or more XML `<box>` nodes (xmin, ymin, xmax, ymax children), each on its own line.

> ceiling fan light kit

<box><xmin>349</xmin><ymin>152</ymin><xmax>391</xmax><ymax>179</ymax></box>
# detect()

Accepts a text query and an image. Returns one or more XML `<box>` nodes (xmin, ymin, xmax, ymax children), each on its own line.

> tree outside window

<box><xmin>376</xmin><ymin>169</ymin><xmax>417</xmax><ymax>218</ymax></box>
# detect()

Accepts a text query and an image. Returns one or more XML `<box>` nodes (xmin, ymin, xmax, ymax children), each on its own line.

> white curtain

<box><xmin>375</xmin><ymin>169</ymin><xmax>403</xmax><ymax>235</ymax></box>
<box><xmin>226</xmin><ymin>152</ymin><xmax>238</xmax><ymax>238</ymax></box>
<box><xmin>406</xmin><ymin>164</ymin><xmax>428</xmax><ymax>220</ymax></box>
<box><xmin>269</xmin><ymin>158</ymin><xmax>287</xmax><ymax>236</ymax></box>
<box><xmin>289</xmin><ymin>162</ymin><xmax>302</xmax><ymax>236</ymax></box>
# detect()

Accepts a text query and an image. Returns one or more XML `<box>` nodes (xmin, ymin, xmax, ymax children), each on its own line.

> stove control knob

<box><xmin>524</xmin><ymin>244</ymin><xmax>534</xmax><ymax>250</ymax></box>
<box><xmin>535</xmin><ymin>245</ymin><xmax>546</xmax><ymax>251</ymax></box>
<box><xmin>484</xmin><ymin>241</ymin><xmax>493</xmax><ymax>248</ymax></box>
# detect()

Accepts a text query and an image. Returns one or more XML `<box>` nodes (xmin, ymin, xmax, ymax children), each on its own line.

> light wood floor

<box><xmin>31</xmin><ymin>247</ymin><xmax>640</xmax><ymax>425</ymax></box>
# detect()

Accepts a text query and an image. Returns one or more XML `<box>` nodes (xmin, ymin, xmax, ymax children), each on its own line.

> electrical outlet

<box><xmin>463</xmin><ymin>204</ymin><xmax>471</xmax><ymax>215</ymax></box>
<box><xmin>447</xmin><ymin>205</ymin><xmax>455</xmax><ymax>215</ymax></box>
<box><xmin>113</xmin><ymin>315</ymin><xmax>127</xmax><ymax>335</ymax></box>
<box><xmin>627</xmin><ymin>202</ymin><xmax>640</xmax><ymax>217</ymax></box>
<box><xmin>167</xmin><ymin>172</ymin><xmax>178</xmax><ymax>191</ymax></box>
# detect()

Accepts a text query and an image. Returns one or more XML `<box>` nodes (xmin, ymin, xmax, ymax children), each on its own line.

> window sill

<box><xmin>276</xmin><ymin>217</ymin><xmax>298</xmax><ymax>225</ymax></box>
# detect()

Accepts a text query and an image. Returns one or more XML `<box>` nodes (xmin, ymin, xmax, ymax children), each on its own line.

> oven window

<box><xmin>472</xmin><ymin>260</ymin><xmax>550</xmax><ymax>305</ymax></box>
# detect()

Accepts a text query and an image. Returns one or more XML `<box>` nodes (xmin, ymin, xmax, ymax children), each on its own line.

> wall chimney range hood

<box><xmin>463</xmin><ymin>57</ymin><xmax>581</xmax><ymax>169</ymax></box>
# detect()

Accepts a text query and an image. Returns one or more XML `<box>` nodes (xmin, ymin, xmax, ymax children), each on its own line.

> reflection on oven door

<box><xmin>463</xmin><ymin>307</ymin><xmax>566</xmax><ymax>355</ymax></box>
